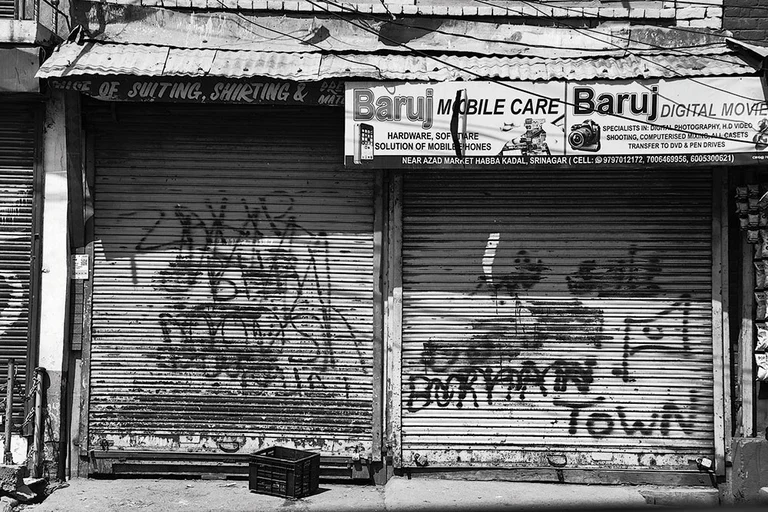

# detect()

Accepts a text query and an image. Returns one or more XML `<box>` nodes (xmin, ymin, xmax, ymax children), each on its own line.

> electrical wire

<box><xmin>317</xmin><ymin>0</ymin><xmax>756</xmax><ymax>91</ymax></box>
<box><xmin>320</xmin><ymin>0</ymin><xmax>734</xmax><ymax>58</ymax></box>
<box><xmin>302</xmin><ymin>0</ymin><xmax>767</xmax><ymax>147</ymax></box>
<box><xmin>206</xmin><ymin>0</ymin><xmax>763</xmax><ymax>63</ymax></box>
<box><xmin>512</xmin><ymin>0</ymin><xmax>768</xmax><ymax>45</ymax></box>
<box><xmin>105</xmin><ymin>0</ymin><xmax>766</xmax><ymax>146</ymax></box>
<box><xmin>210</xmin><ymin>0</ymin><xmax>765</xmax><ymax>108</ymax></box>
<box><xmin>372</xmin><ymin>0</ymin><xmax>768</xmax><ymax>47</ymax></box>
<box><xmin>315</xmin><ymin>0</ymin><xmax>764</xmax><ymax>109</ymax></box>
<box><xmin>305</xmin><ymin>0</ymin><xmax>724</xmax><ymax>55</ymax></box>
<box><xmin>208</xmin><ymin>0</ymin><xmax>384</xmax><ymax>76</ymax></box>
<box><xmin>474</xmin><ymin>0</ymin><xmax>747</xmax><ymax>70</ymax></box>
<box><xmin>201</xmin><ymin>0</ymin><xmax>768</xmax><ymax>47</ymax></box>
<box><xmin>203</xmin><ymin>2</ymin><xmax>611</xmax><ymax>67</ymax></box>
<box><xmin>79</xmin><ymin>10</ymin><xmax>385</xmax><ymax>76</ymax></box>
<box><xmin>475</xmin><ymin>0</ymin><xmax>765</xmax><ymax>104</ymax></box>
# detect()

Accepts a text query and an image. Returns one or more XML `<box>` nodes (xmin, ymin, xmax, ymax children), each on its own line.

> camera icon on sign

<box><xmin>568</xmin><ymin>120</ymin><xmax>601</xmax><ymax>152</ymax></box>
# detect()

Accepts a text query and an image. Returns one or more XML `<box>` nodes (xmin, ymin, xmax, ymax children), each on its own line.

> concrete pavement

<box><xmin>15</xmin><ymin>476</ymin><xmax>728</xmax><ymax>512</ymax></box>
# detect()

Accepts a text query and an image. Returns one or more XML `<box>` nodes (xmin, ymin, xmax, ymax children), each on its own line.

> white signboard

<box><xmin>344</xmin><ymin>77</ymin><xmax>768</xmax><ymax>168</ymax></box>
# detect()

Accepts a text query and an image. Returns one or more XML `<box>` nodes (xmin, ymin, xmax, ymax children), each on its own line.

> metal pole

<box><xmin>32</xmin><ymin>368</ymin><xmax>44</xmax><ymax>478</ymax></box>
<box><xmin>51</xmin><ymin>0</ymin><xmax>57</xmax><ymax>34</ymax></box>
<box><xmin>4</xmin><ymin>360</ymin><xmax>14</xmax><ymax>464</ymax></box>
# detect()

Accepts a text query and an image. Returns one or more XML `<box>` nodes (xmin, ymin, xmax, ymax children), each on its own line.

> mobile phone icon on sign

<box><xmin>354</xmin><ymin>123</ymin><xmax>374</xmax><ymax>164</ymax></box>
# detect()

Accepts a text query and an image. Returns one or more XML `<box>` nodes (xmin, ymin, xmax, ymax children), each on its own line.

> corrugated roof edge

<box><xmin>36</xmin><ymin>40</ymin><xmax>759</xmax><ymax>81</ymax></box>
<box><xmin>727</xmin><ymin>38</ymin><xmax>768</xmax><ymax>66</ymax></box>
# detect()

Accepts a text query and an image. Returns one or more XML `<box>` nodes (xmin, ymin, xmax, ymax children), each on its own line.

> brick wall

<box><xmin>724</xmin><ymin>0</ymin><xmax>768</xmax><ymax>44</ymax></box>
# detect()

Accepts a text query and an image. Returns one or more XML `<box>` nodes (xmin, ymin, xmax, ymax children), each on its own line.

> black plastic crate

<box><xmin>249</xmin><ymin>447</ymin><xmax>320</xmax><ymax>499</ymax></box>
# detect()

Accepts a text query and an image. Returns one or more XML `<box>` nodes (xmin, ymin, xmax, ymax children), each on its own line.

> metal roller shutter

<box><xmin>86</xmin><ymin>104</ymin><xmax>375</xmax><ymax>458</ymax></box>
<box><xmin>0</xmin><ymin>103</ymin><xmax>37</xmax><ymax>422</ymax></box>
<box><xmin>0</xmin><ymin>0</ymin><xmax>13</xmax><ymax>18</ymax></box>
<box><xmin>401</xmin><ymin>169</ymin><xmax>714</xmax><ymax>470</ymax></box>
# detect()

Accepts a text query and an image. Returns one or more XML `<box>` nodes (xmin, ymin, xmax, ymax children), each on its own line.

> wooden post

<box><xmin>76</xmin><ymin>129</ymin><xmax>96</xmax><ymax>477</ymax></box>
<box><xmin>721</xmin><ymin>170</ymin><xmax>732</xmax><ymax>463</ymax></box>
<box><xmin>371</xmin><ymin>170</ymin><xmax>384</xmax><ymax>465</ymax></box>
<box><xmin>32</xmin><ymin>368</ymin><xmax>45</xmax><ymax>478</ymax></box>
<box><xmin>4</xmin><ymin>360</ymin><xmax>14</xmax><ymax>464</ymax></box>
<box><xmin>712</xmin><ymin>169</ymin><xmax>728</xmax><ymax>476</ymax></box>
<box><xmin>385</xmin><ymin>173</ymin><xmax>403</xmax><ymax>473</ymax></box>
<box><xmin>741</xmin><ymin>237</ymin><xmax>755</xmax><ymax>437</ymax></box>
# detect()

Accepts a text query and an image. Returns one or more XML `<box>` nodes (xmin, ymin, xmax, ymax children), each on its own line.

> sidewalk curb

<box><xmin>638</xmin><ymin>486</ymin><xmax>720</xmax><ymax>507</ymax></box>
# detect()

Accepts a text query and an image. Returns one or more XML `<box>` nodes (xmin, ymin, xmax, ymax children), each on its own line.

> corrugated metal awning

<box><xmin>37</xmin><ymin>40</ymin><xmax>759</xmax><ymax>82</ymax></box>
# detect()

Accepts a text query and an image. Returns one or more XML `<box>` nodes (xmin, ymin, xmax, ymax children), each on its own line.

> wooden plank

<box><xmin>65</xmin><ymin>92</ymin><xmax>84</xmax><ymax>248</ymax></box>
<box><xmin>77</xmin><ymin>130</ymin><xmax>95</xmax><ymax>477</ymax></box>
<box><xmin>371</xmin><ymin>170</ymin><xmax>384</xmax><ymax>464</ymax></box>
<box><xmin>67</xmin><ymin>359</ymin><xmax>82</xmax><ymax>478</ymax></box>
<box><xmin>711</xmin><ymin>169</ymin><xmax>726</xmax><ymax>476</ymax></box>
<box><xmin>383</xmin><ymin>172</ymin><xmax>393</xmax><ymax>475</ymax></box>
<box><xmin>386</xmin><ymin>173</ymin><xmax>403</xmax><ymax>470</ymax></box>
<box><xmin>25</xmin><ymin>102</ymin><xmax>45</xmax><ymax>426</ymax></box>
<box><xmin>721</xmin><ymin>169</ymin><xmax>732</xmax><ymax>467</ymax></box>
<box><xmin>757</xmin><ymin>387</ymin><xmax>768</xmax><ymax>439</ymax></box>
<box><xmin>90</xmin><ymin>452</ymin><xmax>368</xmax><ymax>480</ymax></box>
<box><xmin>402</xmin><ymin>468</ymin><xmax>714</xmax><ymax>487</ymax></box>
<box><xmin>383</xmin><ymin>171</ymin><xmax>394</xmax><ymax>476</ymax></box>
<box><xmin>740</xmin><ymin>235</ymin><xmax>755</xmax><ymax>437</ymax></box>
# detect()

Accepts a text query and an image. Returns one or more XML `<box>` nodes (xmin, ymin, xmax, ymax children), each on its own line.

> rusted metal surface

<box><xmin>37</xmin><ymin>41</ymin><xmax>754</xmax><ymax>82</ymax></box>
<box><xmin>399</xmin><ymin>170</ymin><xmax>714</xmax><ymax>469</ymax></box>
<box><xmin>86</xmin><ymin>104</ymin><xmax>375</xmax><ymax>458</ymax></box>
<box><xmin>39</xmin><ymin>5</ymin><xmax>753</xmax><ymax>82</ymax></box>
<box><xmin>74</xmin><ymin>6</ymin><xmax>725</xmax><ymax>57</ymax></box>
<box><xmin>37</xmin><ymin>43</ymin><xmax>325</xmax><ymax>80</ymax></box>
<box><xmin>0</xmin><ymin>104</ymin><xmax>35</xmax><ymax>427</ymax></box>
<box><xmin>317</xmin><ymin>52</ymin><xmax>752</xmax><ymax>81</ymax></box>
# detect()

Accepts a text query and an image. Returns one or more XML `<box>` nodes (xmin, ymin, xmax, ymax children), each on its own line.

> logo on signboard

<box><xmin>499</xmin><ymin>118</ymin><xmax>553</xmax><ymax>156</ymax></box>
<box><xmin>352</xmin><ymin>87</ymin><xmax>434</xmax><ymax>129</ymax></box>
<box><xmin>353</xmin><ymin>123</ymin><xmax>375</xmax><ymax>163</ymax></box>
<box><xmin>568</xmin><ymin>120</ymin><xmax>602</xmax><ymax>152</ymax></box>
<box><xmin>572</xmin><ymin>85</ymin><xmax>659</xmax><ymax>122</ymax></box>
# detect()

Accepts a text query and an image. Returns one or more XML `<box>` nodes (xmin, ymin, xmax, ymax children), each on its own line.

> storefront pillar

<box><xmin>38</xmin><ymin>89</ymin><xmax>71</xmax><ymax>480</ymax></box>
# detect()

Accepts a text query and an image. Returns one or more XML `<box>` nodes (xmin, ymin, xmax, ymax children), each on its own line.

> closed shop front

<box><xmin>0</xmin><ymin>102</ymin><xmax>40</xmax><ymax>422</ymax></box>
<box><xmin>400</xmin><ymin>169</ymin><xmax>716</xmax><ymax>474</ymax></box>
<box><xmin>83</xmin><ymin>103</ymin><xmax>377</xmax><ymax>469</ymax></box>
<box><xmin>0</xmin><ymin>0</ymin><xmax>13</xmax><ymax>17</ymax></box>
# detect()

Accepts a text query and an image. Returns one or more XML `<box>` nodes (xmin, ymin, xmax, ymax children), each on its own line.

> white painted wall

<box><xmin>38</xmin><ymin>90</ymin><xmax>69</xmax><ymax>375</ymax></box>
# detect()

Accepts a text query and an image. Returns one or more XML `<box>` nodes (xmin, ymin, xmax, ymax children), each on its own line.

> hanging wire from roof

<box><xmin>477</xmin><ymin>0</ymin><xmax>765</xmax><ymax>103</ymax></box>
<box><xmin>300</xmin><ymin>0</ymin><xmax>767</xmax><ymax>145</ymax></box>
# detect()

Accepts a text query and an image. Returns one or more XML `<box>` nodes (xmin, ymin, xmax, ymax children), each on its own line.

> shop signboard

<box><xmin>47</xmin><ymin>76</ymin><xmax>345</xmax><ymax>106</ymax></box>
<box><xmin>344</xmin><ymin>77</ymin><xmax>768</xmax><ymax>168</ymax></box>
